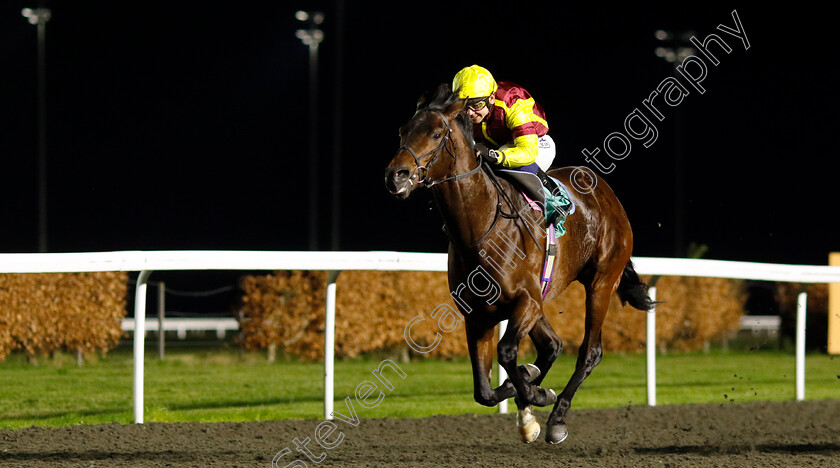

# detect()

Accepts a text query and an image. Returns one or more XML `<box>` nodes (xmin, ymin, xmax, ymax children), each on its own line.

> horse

<box><xmin>384</xmin><ymin>84</ymin><xmax>654</xmax><ymax>444</ymax></box>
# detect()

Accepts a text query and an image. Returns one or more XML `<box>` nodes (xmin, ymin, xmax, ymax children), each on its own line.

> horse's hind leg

<box><xmin>545</xmin><ymin>281</ymin><xmax>612</xmax><ymax>444</ymax></box>
<box><xmin>498</xmin><ymin>295</ymin><xmax>558</xmax><ymax>411</ymax></box>
<box><xmin>526</xmin><ymin>314</ymin><xmax>563</xmax><ymax>387</ymax></box>
<box><xmin>514</xmin><ymin>315</ymin><xmax>563</xmax><ymax>443</ymax></box>
<box><xmin>466</xmin><ymin>319</ymin><xmax>516</xmax><ymax>406</ymax></box>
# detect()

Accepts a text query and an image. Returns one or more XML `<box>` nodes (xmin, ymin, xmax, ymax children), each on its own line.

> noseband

<box><xmin>398</xmin><ymin>110</ymin><xmax>482</xmax><ymax>187</ymax></box>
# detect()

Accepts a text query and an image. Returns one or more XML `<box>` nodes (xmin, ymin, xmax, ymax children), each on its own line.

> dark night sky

<box><xmin>2</xmin><ymin>2</ymin><xmax>839</xmax><ymax>302</ymax></box>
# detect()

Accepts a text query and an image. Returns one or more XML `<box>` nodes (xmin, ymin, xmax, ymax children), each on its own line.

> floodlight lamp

<box><xmin>21</xmin><ymin>7</ymin><xmax>51</xmax><ymax>24</ymax></box>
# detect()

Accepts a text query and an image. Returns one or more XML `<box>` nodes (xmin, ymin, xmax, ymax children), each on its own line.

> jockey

<box><xmin>452</xmin><ymin>64</ymin><xmax>555</xmax><ymax>175</ymax></box>
<box><xmin>453</xmin><ymin>65</ymin><xmax>566</xmax><ymax>220</ymax></box>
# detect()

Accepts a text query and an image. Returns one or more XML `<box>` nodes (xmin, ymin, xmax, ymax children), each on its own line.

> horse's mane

<box><xmin>416</xmin><ymin>84</ymin><xmax>528</xmax><ymax>213</ymax></box>
<box><xmin>416</xmin><ymin>83</ymin><xmax>473</xmax><ymax>147</ymax></box>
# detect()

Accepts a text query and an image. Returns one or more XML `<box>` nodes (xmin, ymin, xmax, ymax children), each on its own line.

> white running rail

<box><xmin>3</xmin><ymin>251</ymin><xmax>839</xmax><ymax>422</ymax></box>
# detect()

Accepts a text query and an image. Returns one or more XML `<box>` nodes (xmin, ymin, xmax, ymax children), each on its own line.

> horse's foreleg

<box><xmin>466</xmin><ymin>319</ymin><xmax>515</xmax><ymax>407</ymax></box>
<box><xmin>545</xmin><ymin>283</ymin><xmax>610</xmax><ymax>444</ymax></box>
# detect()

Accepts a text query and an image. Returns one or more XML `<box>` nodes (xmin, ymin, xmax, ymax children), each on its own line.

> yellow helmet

<box><xmin>452</xmin><ymin>65</ymin><xmax>498</xmax><ymax>99</ymax></box>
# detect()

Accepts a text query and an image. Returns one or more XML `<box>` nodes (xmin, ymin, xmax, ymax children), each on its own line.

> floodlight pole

<box><xmin>296</xmin><ymin>11</ymin><xmax>325</xmax><ymax>251</ymax></box>
<box><xmin>22</xmin><ymin>7</ymin><xmax>52</xmax><ymax>253</ymax></box>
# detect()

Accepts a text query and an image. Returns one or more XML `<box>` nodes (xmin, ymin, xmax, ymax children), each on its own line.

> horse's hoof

<box><xmin>545</xmin><ymin>388</ymin><xmax>557</xmax><ymax>405</ymax></box>
<box><xmin>516</xmin><ymin>406</ymin><xmax>541</xmax><ymax>443</ymax></box>
<box><xmin>545</xmin><ymin>423</ymin><xmax>568</xmax><ymax>444</ymax></box>
<box><xmin>497</xmin><ymin>379</ymin><xmax>516</xmax><ymax>398</ymax></box>
<box><xmin>530</xmin><ymin>388</ymin><xmax>557</xmax><ymax>407</ymax></box>
<box><xmin>520</xmin><ymin>363</ymin><xmax>541</xmax><ymax>383</ymax></box>
<box><xmin>517</xmin><ymin>419</ymin><xmax>541</xmax><ymax>443</ymax></box>
<box><xmin>503</xmin><ymin>364</ymin><xmax>541</xmax><ymax>389</ymax></box>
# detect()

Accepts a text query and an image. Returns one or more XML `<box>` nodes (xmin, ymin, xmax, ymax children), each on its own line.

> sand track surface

<box><xmin>2</xmin><ymin>400</ymin><xmax>839</xmax><ymax>467</ymax></box>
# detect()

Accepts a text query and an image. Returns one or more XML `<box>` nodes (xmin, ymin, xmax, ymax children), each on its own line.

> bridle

<box><xmin>397</xmin><ymin>110</ymin><xmax>482</xmax><ymax>188</ymax></box>
<box><xmin>396</xmin><ymin>108</ymin><xmax>541</xmax><ymax>249</ymax></box>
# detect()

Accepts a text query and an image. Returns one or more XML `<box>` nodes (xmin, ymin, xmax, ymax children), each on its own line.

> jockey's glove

<box><xmin>475</xmin><ymin>143</ymin><xmax>501</xmax><ymax>165</ymax></box>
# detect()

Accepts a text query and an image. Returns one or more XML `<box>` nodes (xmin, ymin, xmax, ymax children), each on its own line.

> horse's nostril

<box><xmin>385</xmin><ymin>168</ymin><xmax>411</xmax><ymax>195</ymax></box>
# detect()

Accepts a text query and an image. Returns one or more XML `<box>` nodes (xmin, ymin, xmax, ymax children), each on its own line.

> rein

<box><xmin>476</xmin><ymin>167</ymin><xmax>542</xmax><ymax>250</ymax></box>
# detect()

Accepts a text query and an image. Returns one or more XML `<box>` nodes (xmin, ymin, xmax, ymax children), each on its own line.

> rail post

<box><xmin>498</xmin><ymin>319</ymin><xmax>508</xmax><ymax>414</ymax></box>
<box><xmin>646</xmin><ymin>286</ymin><xmax>657</xmax><ymax>406</ymax></box>
<box><xmin>795</xmin><ymin>291</ymin><xmax>807</xmax><ymax>401</ymax></box>
<box><xmin>324</xmin><ymin>270</ymin><xmax>341</xmax><ymax>420</ymax></box>
<box><xmin>133</xmin><ymin>270</ymin><xmax>153</xmax><ymax>424</ymax></box>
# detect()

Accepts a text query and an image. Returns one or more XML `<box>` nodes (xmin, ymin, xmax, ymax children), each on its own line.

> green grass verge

<box><xmin>1</xmin><ymin>348</ymin><xmax>837</xmax><ymax>429</ymax></box>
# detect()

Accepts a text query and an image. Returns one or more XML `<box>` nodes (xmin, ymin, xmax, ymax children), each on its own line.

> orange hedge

<box><xmin>238</xmin><ymin>271</ymin><xmax>746</xmax><ymax>360</ymax></box>
<box><xmin>0</xmin><ymin>272</ymin><xmax>128</xmax><ymax>361</ymax></box>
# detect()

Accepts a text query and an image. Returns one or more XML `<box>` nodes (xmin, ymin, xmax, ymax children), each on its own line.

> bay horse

<box><xmin>384</xmin><ymin>84</ymin><xmax>654</xmax><ymax>444</ymax></box>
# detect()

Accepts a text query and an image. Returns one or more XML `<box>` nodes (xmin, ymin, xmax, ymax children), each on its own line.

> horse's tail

<box><xmin>616</xmin><ymin>260</ymin><xmax>656</xmax><ymax>311</ymax></box>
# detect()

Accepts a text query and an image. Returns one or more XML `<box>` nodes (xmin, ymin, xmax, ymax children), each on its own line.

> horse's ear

<box><xmin>416</xmin><ymin>84</ymin><xmax>443</xmax><ymax>111</ymax></box>
<box><xmin>416</xmin><ymin>94</ymin><xmax>429</xmax><ymax>111</ymax></box>
<box><xmin>439</xmin><ymin>83</ymin><xmax>466</xmax><ymax>118</ymax></box>
<box><xmin>444</xmin><ymin>94</ymin><xmax>468</xmax><ymax>120</ymax></box>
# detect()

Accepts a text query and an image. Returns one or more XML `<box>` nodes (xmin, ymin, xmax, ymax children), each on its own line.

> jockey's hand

<box><xmin>474</xmin><ymin>143</ymin><xmax>500</xmax><ymax>165</ymax></box>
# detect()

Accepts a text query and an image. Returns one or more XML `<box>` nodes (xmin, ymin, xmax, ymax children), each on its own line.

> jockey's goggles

<box><xmin>467</xmin><ymin>97</ymin><xmax>490</xmax><ymax>112</ymax></box>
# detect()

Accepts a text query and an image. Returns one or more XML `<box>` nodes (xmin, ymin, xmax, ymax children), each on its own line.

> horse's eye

<box><xmin>433</xmin><ymin>133</ymin><xmax>442</xmax><ymax>140</ymax></box>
